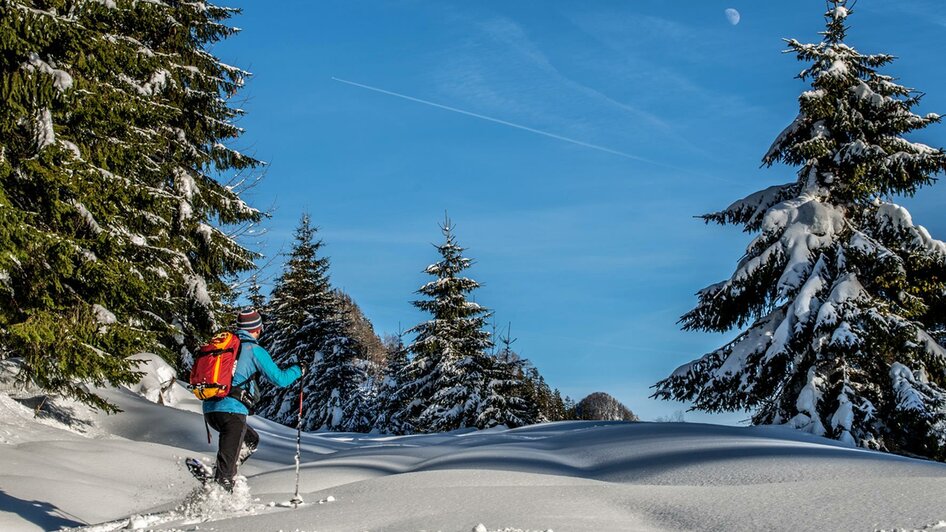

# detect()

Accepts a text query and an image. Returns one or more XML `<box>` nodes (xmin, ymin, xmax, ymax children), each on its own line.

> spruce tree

<box><xmin>522</xmin><ymin>367</ymin><xmax>572</xmax><ymax>422</ymax></box>
<box><xmin>373</xmin><ymin>331</ymin><xmax>410</xmax><ymax>433</ymax></box>
<box><xmin>562</xmin><ymin>394</ymin><xmax>577</xmax><ymax>420</ymax></box>
<box><xmin>255</xmin><ymin>214</ymin><xmax>336</xmax><ymax>422</ymax></box>
<box><xmin>394</xmin><ymin>218</ymin><xmax>493</xmax><ymax>433</ymax></box>
<box><xmin>306</xmin><ymin>325</ymin><xmax>371</xmax><ymax>432</ymax></box>
<box><xmin>0</xmin><ymin>1</ymin><xmax>261</xmax><ymax>410</ymax></box>
<box><xmin>654</xmin><ymin>2</ymin><xmax>946</xmax><ymax>460</ymax></box>
<box><xmin>256</xmin><ymin>215</ymin><xmax>370</xmax><ymax>432</ymax></box>
<box><xmin>476</xmin><ymin>324</ymin><xmax>538</xmax><ymax>428</ymax></box>
<box><xmin>523</xmin><ymin>368</ymin><xmax>552</xmax><ymax>422</ymax></box>
<box><xmin>331</xmin><ymin>290</ymin><xmax>387</xmax><ymax>431</ymax></box>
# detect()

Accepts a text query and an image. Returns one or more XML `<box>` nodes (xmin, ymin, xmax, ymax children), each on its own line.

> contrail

<box><xmin>331</xmin><ymin>77</ymin><xmax>651</xmax><ymax>163</ymax></box>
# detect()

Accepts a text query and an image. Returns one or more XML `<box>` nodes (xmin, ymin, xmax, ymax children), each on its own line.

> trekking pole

<box><xmin>290</xmin><ymin>384</ymin><xmax>304</xmax><ymax>507</ymax></box>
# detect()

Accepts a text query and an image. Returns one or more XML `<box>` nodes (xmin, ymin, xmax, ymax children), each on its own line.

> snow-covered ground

<box><xmin>1</xmin><ymin>357</ymin><xmax>945</xmax><ymax>532</ymax></box>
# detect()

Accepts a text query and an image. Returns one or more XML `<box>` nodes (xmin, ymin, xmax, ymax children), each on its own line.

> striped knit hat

<box><xmin>236</xmin><ymin>309</ymin><xmax>263</xmax><ymax>331</ymax></box>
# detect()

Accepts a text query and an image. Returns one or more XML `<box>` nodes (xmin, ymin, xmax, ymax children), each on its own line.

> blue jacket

<box><xmin>202</xmin><ymin>329</ymin><xmax>302</xmax><ymax>415</ymax></box>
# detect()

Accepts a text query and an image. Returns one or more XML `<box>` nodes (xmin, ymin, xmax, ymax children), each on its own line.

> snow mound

<box><xmin>123</xmin><ymin>353</ymin><xmax>200</xmax><ymax>413</ymax></box>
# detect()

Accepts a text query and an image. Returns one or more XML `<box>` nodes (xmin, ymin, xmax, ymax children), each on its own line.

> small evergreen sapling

<box><xmin>476</xmin><ymin>324</ymin><xmax>538</xmax><ymax>428</ymax></box>
<box><xmin>372</xmin><ymin>331</ymin><xmax>410</xmax><ymax>433</ymax></box>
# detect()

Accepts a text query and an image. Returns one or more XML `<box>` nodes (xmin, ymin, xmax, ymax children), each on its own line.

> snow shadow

<box><xmin>583</xmin><ymin>442</ymin><xmax>917</xmax><ymax>484</ymax></box>
<box><xmin>13</xmin><ymin>395</ymin><xmax>94</xmax><ymax>432</ymax></box>
<box><xmin>399</xmin><ymin>423</ymin><xmax>945</xmax><ymax>486</ymax></box>
<box><xmin>0</xmin><ymin>488</ymin><xmax>85</xmax><ymax>530</ymax></box>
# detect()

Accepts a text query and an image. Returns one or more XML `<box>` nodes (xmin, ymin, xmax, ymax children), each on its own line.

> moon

<box><xmin>725</xmin><ymin>8</ymin><xmax>741</xmax><ymax>25</ymax></box>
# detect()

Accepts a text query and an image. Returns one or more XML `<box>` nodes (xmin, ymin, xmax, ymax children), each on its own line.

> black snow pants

<box><xmin>205</xmin><ymin>412</ymin><xmax>259</xmax><ymax>489</ymax></box>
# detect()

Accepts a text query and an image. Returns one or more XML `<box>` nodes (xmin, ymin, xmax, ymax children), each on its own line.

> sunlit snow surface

<box><xmin>1</xmin><ymin>359</ymin><xmax>945</xmax><ymax>532</ymax></box>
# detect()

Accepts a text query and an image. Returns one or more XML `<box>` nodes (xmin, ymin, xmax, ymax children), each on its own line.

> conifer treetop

<box><xmin>760</xmin><ymin>0</ymin><xmax>945</xmax><ymax>202</ymax></box>
<box><xmin>413</xmin><ymin>217</ymin><xmax>487</xmax><ymax>324</ymax></box>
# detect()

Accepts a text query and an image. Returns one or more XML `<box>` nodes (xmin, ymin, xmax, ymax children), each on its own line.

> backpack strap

<box><xmin>230</xmin><ymin>333</ymin><xmax>261</xmax><ymax>413</ymax></box>
<box><xmin>232</xmin><ymin>334</ymin><xmax>258</xmax><ymax>389</ymax></box>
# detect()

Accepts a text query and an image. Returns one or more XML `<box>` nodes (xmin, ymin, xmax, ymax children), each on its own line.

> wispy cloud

<box><xmin>563</xmin><ymin>8</ymin><xmax>768</xmax><ymax>120</ymax></box>
<box><xmin>426</xmin><ymin>10</ymin><xmax>754</xmax><ymax>165</ymax></box>
<box><xmin>474</xmin><ymin>17</ymin><xmax>675</xmax><ymax>132</ymax></box>
<box><xmin>428</xmin><ymin>13</ymin><xmax>687</xmax><ymax>153</ymax></box>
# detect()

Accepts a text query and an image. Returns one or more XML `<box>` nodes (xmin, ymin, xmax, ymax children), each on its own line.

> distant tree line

<box><xmin>251</xmin><ymin>215</ymin><xmax>612</xmax><ymax>433</ymax></box>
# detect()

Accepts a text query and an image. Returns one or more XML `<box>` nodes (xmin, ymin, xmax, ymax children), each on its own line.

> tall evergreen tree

<box><xmin>654</xmin><ymin>2</ymin><xmax>946</xmax><ymax>460</ymax></box>
<box><xmin>562</xmin><ymin>394</ymin><xmax>577</xmax><ymax>420</ymax></box>
<box><xmin>256</xmin><ymin>215</ymin><xmax>369</xmax><ymax>431</ymax></box>
<box><xmin>0</xmin><ymin>1</ymin><xmax>262</xmax><ymax>410</ymax></box>
<box><xmin>255</xmin><ymin>215</ymin><xmax>336</xmax><ymax>422</ymax></box>
<box><xmin>523</xmin><ymin>367</ymin><xmax>552</xmax><ymax>422</ymax></box>
<box><xmin>394</xmin><ymin>218</ymin><xmax>493</xmax><ymax>433</ymax></box>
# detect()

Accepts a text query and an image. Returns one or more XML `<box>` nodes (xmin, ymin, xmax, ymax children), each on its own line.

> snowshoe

<box><xmin>185</xmin><ymin>457</ymin><xmax>214</xmax><ymax>485</ymax></box>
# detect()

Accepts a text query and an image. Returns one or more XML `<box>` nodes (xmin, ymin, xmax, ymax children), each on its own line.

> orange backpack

<box><xmin>189</xmin><ymin>331</ymin><xmax>241</xmax><ymax>400</ymax></box>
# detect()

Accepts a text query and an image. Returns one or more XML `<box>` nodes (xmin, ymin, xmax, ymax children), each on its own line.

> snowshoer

<box><xmin>201</xmin><ymin>309</ymin><xmax>303</xmax><ymax>491</ymax></box>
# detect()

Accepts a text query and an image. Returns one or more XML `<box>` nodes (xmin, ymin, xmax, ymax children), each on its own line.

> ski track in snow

<box><xmin>1</xmin><ymin>360</ymin><xmax>945</xmax><ymax>532</ymax></box>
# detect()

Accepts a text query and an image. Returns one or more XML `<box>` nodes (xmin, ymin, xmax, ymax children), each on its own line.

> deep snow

<box><xmin>1</xmin><ymin>357</ymin><xmax>945</xmax><ymax>532</ymax></box>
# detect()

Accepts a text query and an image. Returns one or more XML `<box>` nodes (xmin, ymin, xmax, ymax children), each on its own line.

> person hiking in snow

<box><xmin>201</xmin><ymin>309</ymin><xmax>303</xmax><ymax>491</ymax></box>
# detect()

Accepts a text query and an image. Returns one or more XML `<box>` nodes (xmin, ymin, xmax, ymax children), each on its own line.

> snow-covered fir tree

<box><xmin>476</xmin><ymin>324</ymin><xmax>538</xmax><ymax>428</ymax></box>
<box><xmin>308</xmin><ymin>328</ymin><xmax>372</xmax><ymax>432</ymax></box>
<box><xmin>654</xmin><ymin>2</ymin><xmax>946</xmax><ymax>460</ymax></box>
<box><xmin>255</xmin><ymin>215</ymin><xmax>337</xmax><ymax>422</ymax></box>
<box><xmin>394</xmin><ymin>218</ymin><xmax>494</xmax><ymax>433</ymax></box>
<box><xmin>0</xmin><ymin>1</ymin><xmax>261</xmax><ymax>410</ymax></box>
<box><xmin>372</xmin><ymin>332</ymin><xmax>410</xmax><ymax>433</ymax></box>
<box><xmin>255</xmin><ymin>215</ymin><xmax>369</xmax><ymax>431</ymax></box>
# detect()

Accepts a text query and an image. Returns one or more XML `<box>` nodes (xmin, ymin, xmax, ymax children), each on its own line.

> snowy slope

<box><xmin>1</xmin><ymin>359</ymin><xmax>945</xmax><ymax>531</ymax></box>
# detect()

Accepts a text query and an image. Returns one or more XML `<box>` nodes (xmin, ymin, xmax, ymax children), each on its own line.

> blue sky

<box><xmin>216</xmin><ymin>0</ymin><xmax>946</xmax><ymax>423</ymax></box>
